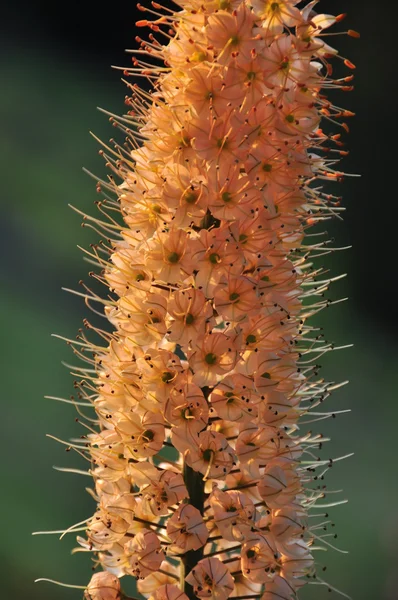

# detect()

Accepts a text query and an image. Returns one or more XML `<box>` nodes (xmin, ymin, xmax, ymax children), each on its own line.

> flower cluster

<box><xmin>50</xmin><ymin>1</ymin><xmax>356</xmax><ymax>599</ymax></box>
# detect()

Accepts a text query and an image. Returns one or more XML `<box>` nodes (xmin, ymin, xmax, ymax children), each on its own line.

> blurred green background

<box><xmin>1</xmin><ymin>1</ymin><xmax>396</xmax><ymax>599</ymax></box>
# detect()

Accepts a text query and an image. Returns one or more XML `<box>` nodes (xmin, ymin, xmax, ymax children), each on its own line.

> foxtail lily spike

<box><xmin>39</xmin><ymin>1</ymin><xmax>358</xmax><ymax>599</ymax></box>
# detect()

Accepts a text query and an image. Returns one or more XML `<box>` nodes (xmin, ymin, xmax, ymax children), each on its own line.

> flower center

<box><xmin>217</xmin><ymin>137</ymin><xmax>227</xmax><ymax>149</ymax></box>
<box><xmin>135</xmin><ymin>273</ymin><xmax>146</xmax><ymax>282</ymax></box>
<box><xmin>262</xmin><ymin>163</ymin><xmax>273</xmax><ymax>172</ymax></box>
<box><xmin>168</xmin><ymin>252</ymin><xmax>180</xmax><ymax>264</ymax></box>
<box><xmin>202</xmin><ymin>448</ymin><xmax>214</xmax><ymax>462</ymax></box>
<box><xmin>184</xmin><ymin>191</ymin><xmax>197</xmax><ymax>204</ymax></box>
<box><xmin>239</xmin><ymin>234</ymin><xmax>248</xmax><ymax>243</ymax></box>
<box><xmin>205</xmin><ymin>352</ymin><xmax>218</xmax><ymax>365</ymax></box>
<box><xmin>285</xmin><ymin>114</ymin><xmax>295</xmax><ymax>123</ymax></box>
<box><xmin>162</xmin><ymin>371</ymin><xmax>174</xmax><ymax>383</ymax></box>
<box><xmin>221</xmin><ymin>191</ymin><xmax>233</xmax><ymax>204</ymax></box>
<box><xmin>229</xmin><ymin>292</ymin><xmax>240</xmax><ymax>302</ymax></box>
<box><xmin>246</xmin><ymin>549</ymin><xmax>257</xmax><ymax>559</ymax></box>
<box><xmin>143</xmin><ymin>429</ymin><xmax>154</xmax><ymax>441</ymax></box>
<box><xmin>183</xmin><ymin>407</ymin><xmax>193</xmax><ymax>419</ymax></box>
<box><xmin>247</xmin><ymin>71</ymin><xmax>256</xmax><ymax>81</ymax></box>
<box><xmin>225</xmin><ymin>391</ymin><xmax>236</xmax><ymax>404</ymax></box>
<box><xmin>191</xmin><ymin>51</ymin><xmax>207</xmax><ymax>62</ymax></box>
<box><xmin>185</xmin><ymin>313</ymin><xmax>195</xmax><ymax>325</ymax></box>
<box><xmin>246</xmin><ymin>334</ymin><xmax>257</xmax><ymax>344</ymax></box>
<box><xmin>209</xmin><ymin>252</ymin><xmax>221</xmax><ymax>264</ymax></box>
<box><xmin>261</xmin><ymin>372</ymin><xmax>271</xmax><ymax>379</ymax></box>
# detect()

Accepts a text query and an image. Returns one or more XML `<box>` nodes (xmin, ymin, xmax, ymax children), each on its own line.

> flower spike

<box><xmin>38</xmin><ymin>1</ymin><xmax>357</xmax><ymax>599</ymax></box>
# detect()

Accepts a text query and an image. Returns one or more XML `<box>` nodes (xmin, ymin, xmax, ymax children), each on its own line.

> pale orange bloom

<box><xmin>251</xmin><ymin>0</ymin><xmax>302</xmax><ymax>35</ymax></box>
<box><xmin>206</xmin><ymin>4</ymin><xmax>261</xmax><ymax>65</ymax></box>
<box><xmin>115</xmin><ymin>411</ymin><xmax>165</xmax><ymax>460</ymax></box>
<box><xmin>210</xmin><ymin>488</ymin><xmax>255</xmax><ymax>541</ymax></box>
<box><xmin>185</xmin><ymin>557</ymin><xmax>235</xmax><ymax>600</ymax></box>
<box><xmin>241</xmin><ymin>533</ymin><xmax>280</xmax><ymax>583</ymax></box>
<box><xmin>141</xmin><ymin>470</ymin><xmax>188</xmax><ymax>516</ymax></box>
<box><xmin>149</xmin><ymin>584</ymin><xmax>189</xmax><ymax>600</ymax></box>
<box><xmin>165</xmin><ymin>382</ymin><xmax>209</xmax><ymax>434</ymax></box>
<box><xmin>184</xmin><ymin>430</ymin><xmax>236</xmax><ymax>479</ymax></box>
<box><xmin>138</xmin><ymin>563</ymin><xmax>182</xmax><ymax>596</ymax></box>
<box><xmin>109</xmin><ymin>290</ymin><xmax>167</xmax><ymax>347</ymax></box>
<box><xmin>190</xmin><ymin>332</ymin><xmax>238</xmax><ymax>387</ymax></box>
<box><xmin>124</xmin><ymin>529</ymin><xmax>165</xmax><ymax>579</ymax></box>
<box><xmin>85</xmin><ymin>572</ymin><xmax>121</xmax><ymax>600</ymax></box>
<box><xmin>168</xmin><ymin>289</ymin><xmax>214</xmax><ymax>346</ymax></box>
<box><xmin>214</xmin><ymin>275</ymin><xmax>260</xmax><ymax>323</ymax></box>
<box><xmin>209</xmin><ymin>374</ymin><xmax>261</xmax><ymax>422</ymax></box>
<box><xmin>167</xmin><ymin>503</ymin><xmax>209</xmax><ymax>552</ymax></box>
<box><xmin>260</xmin><ymin>575</ymin><xmax>295</xmax><ymax>600</ymax></box>
<box><xmin>190</xmin><ymin>226</ymin><xmax>243</xmax><ymax>297</ymax></box>
<box><xmin>257</xmin><ymin>458</ymin><xmax>301</xmax><ymax>508</ymax></box>
<box><xmin>146</xmin><ymin>229</ymin><xmax>192</xmax><ymax>284</ymax></box>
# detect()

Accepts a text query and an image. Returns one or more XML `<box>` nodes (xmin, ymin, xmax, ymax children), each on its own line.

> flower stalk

<box><xmin>38</xmin><ymin>1</ymin><xmax>357</xmax><ymax>599</ymax></box>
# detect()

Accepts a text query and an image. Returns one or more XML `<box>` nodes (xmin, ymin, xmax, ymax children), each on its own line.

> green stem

<box><xmin>181</xmin><ymin>386</ymin><xmax>210</xmax><ymax>599</ymax></box>
<box><xmin>182</xmin><ymin>462</ymin><xmax>205</xmax><ymax>600</ymax></box>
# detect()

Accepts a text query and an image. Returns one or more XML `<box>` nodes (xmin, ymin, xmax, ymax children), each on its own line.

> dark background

<box><xmin>1</xmin><ymin>1</ymin><xmax>397</xmax><ymax>599</ymax></box>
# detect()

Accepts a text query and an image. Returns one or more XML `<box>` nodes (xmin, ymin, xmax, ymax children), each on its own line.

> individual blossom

<box><xmin>185</xmin><ymin>557</ymin><xmax>234</xmax><ymax>600</ymax></box>
<box><xmin>190</xmin><ymin>226</ymin><xmax>243</xmax><ymax>297</ymax></box>
<box><xmin>124</xmin><ymin>529</ymin><xmax>165</xmax><ymax>579</ymax></box>
<box><xmin>85</xmin><ymin>572</ymin><xmax>121</xmax><ymax>600</ymax></box>
<box><xmin>115</xmin><ymin>411</ymin><xmax>165</xmax><ymax>460</ymax></box>
<box><xmin>149</xmin><ymin>585</ymin><xmax>189</xmax><ymax>600</ymax></box>
<box><xmin>146</xmin><ymin>229</ymin><xmax>192</xmax><ymax>283</ymax></box>
<box><xmin>141</xmin><ymin>469</ymin><xmax>188</xmax><ymax>516</ymax></box>
<box><xmin>109</xmin><ymin>290</ymin><xmax>167</xmax><ymax>347</ymax></box>
<box><xmin>209</xmin><ymin>488</ymin><xmax>256</xmax><ymax>540</ymax></box>
<box><xmin>257</xmin><ymin>458</ymin><xmax>301</xmax><ymax>508</ymax></box>
<box><xmin>209</xmin><ymin>374</ymin><xmax>261</xmax><ymax>422</ymax></box>
<box><xmin>165</xmin><ymin>382</ymin><xmax>209</xmax><ymax>434</ymax></box>
<box><xmin>179</xmin><ymin>429</ymin><xmax>236</xmax><ymax>479</ymax></box>
<box><xmin>251</xmin><ymin>0</ymin><xmax>302</xmax><ymax>35</ymax></box>
<box><xmin>190</xmin><ymin>332</ymin><xmax>239</xmax><ymax>387</ymax></box>
<box><xmin>167</xmin><ymin>289</ymin><xmax>214</xmax><ymax>345</ymax></box>
<box><xmin>241</xmin><ymin>533</ymin><xmax>280</xmax><ymax>583</ymax></box>
<box><xmin>214</xmin><ymin>275</ymin><xmax>260</xmax><ymax>323</ymax></box>
<box><xmin>206</xmin><ymin>164</ymin><xmax>258</xmax><ymax>221</ymax></box>
<box><xmin>138</xmin><ymin>563</ymin><xmax>183</xmax><ymax>596</ymax></box>
<box><xmin>167</xmin><ymin>503</ymin><xmax>209</xmax><ymax>552</ymax></box>
<box><xmin>136</xmin><ymin>348</ymin><xmax>184</xmax><ymax>411</ymax></box>
<box><xmin>260</xmin><ymin>575</ymin><xmax>296</xmax><ymax>600</ymax></box>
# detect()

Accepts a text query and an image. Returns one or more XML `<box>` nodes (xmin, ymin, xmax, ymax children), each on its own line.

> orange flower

<box><xmin>184</xmin><ymin>430</ymin><xmax>236</xmax><ymax>479</ymax></box>
<box><xmin>210</xmin><ymin>488</ymin><xmax>256</xmax><ymax>540</ymax></box>
<box><xmin>168</xmin><ymin>289</ymin><xmax>214</xmax><ymax>345</ymax></box>
<box><xmin>124</xmin><ymin>529</ymin><xmax>165</xmax><ymax>579</ymax></box>
<box><xmin>185</xmin><ymin>557</ymin><xmax>234</xmax><ymax>600</ymax></box>
<box><xmin>150</xmin><ymin>584</ymin><xmax>189</xmax><ymax>600</ymax></box>
<box><xmin>190</xmin><ymin>332</ymin><xmax>238</xmax><ymax>386</ymax></box>
<box><xmin>85</xmin><ymin>572</ymin><xmax>121</xmax><ymax>600</ymax></box>
<box><xmin>167</xmin><ymin>504</ymin><xmax>209</xmax><ymax>552</ymax></box>
<box><xmin>241</xmin><ymin>533</ymin><xmax>280</xmax><ymax>583</ymax></box>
